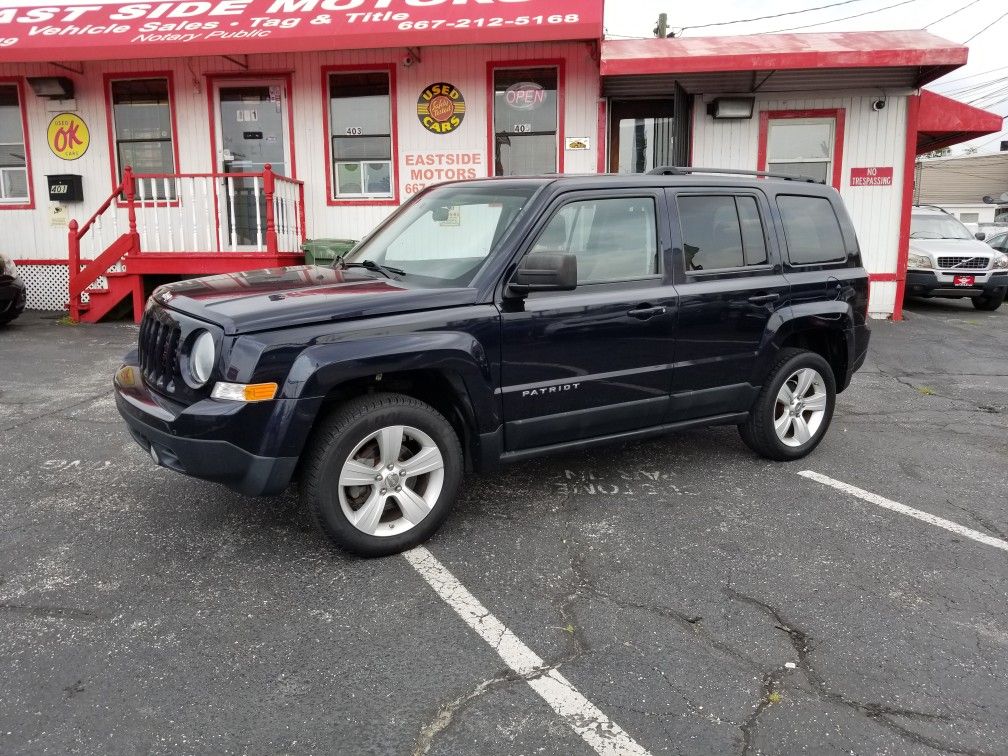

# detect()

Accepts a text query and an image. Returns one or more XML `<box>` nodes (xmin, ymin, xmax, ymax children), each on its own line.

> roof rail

<box><xmin>646</xmin><ymin>166</ymin><xmax>823</xmax><ymax>184</ymax></box>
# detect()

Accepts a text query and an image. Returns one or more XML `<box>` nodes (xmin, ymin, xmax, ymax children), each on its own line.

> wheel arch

<box><xmin>284</xmin><ymin>333</ymin><xmax>498</xmax><ymax>476</ymax></box>
<box><xmin>764</xmin><ymin>305</ymin><xmax>854</xmax><ymax>392</ymax></box>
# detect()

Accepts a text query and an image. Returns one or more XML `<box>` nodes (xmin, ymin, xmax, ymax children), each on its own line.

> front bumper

<box><xmin>114</xmin><ymin>355</ymin><xmax>302</xmax><ymax>497</ymax></box>
<box><xmin>0</xmin><ymin>277</ymin><xmax>26</xmax><ymax>319</ymax></box>
<box><xmin>906</xmin><ymin>269</ymin><xmax>1008</xmax><ymax>298</ymax></box>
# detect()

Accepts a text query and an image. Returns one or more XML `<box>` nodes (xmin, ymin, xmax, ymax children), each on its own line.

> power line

<box><xmin>948</xmin><ymin>77</ymin><xmax>1008</xmax><ymax>100</ymax></box>
<box><xmin>963</xmin><ymin>9</ymin><xmax>1008</xmax><ymax>44</ymax></box>
<box><xmin>970</xmin><ymin>87</ymin><xmax>1008</xmax><ymax>106</ymax></box>
<box><xmin>933</xmin><ymin>65</ymin><xmax>1008</xmax><ymax>89</ymax></box>
<box><xmin>763</xmin><ymin>0</ymin><xmax>920</xmax><ymax>34</ymax></box>
<box><xmin>675</xmin><ymin>0</ymin><xmax>871</xmax><ymax>33</ymax></box>
<box><xmin>922</xmin><ymin>0</ymin><xmax>981</xmax><ymax>29</ymax></box>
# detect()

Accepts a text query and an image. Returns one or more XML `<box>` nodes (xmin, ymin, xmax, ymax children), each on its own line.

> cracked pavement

<box><xmin>1</xmin><ymin>296</ymin><xmax>1007</xmax><ymax>755</ymax></box>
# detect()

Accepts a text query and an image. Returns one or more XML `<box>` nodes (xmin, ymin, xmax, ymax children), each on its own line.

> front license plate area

<box><xmin>953</xmin><ymin>275</ymin><xmax>976</xmax><ymax>287</ymax></box>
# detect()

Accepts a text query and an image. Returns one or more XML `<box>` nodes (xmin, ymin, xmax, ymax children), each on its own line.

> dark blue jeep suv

<box><xmin>115</xmin><ymin>169</ymin><xmax>870</xmax><ymax>556</ymax></box>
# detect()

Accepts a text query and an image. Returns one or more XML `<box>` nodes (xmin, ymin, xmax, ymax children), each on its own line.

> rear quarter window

<box><xmin>777</xmin><ymin>194</ymin><xmax>847</xmax><ymax>265</ymax></box>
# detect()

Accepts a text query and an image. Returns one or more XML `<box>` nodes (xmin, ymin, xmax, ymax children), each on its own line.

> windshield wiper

<box><xmin>340</xmin><ymin>259</ymin><xmax>405</xmax><ymax>278</ymax></box>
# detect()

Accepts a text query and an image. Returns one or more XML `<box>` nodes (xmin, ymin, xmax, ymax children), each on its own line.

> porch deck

<box><xmin>68</xmin><ymin>165</ymin><xmax>307</xmax><ymax>323</ymax></box>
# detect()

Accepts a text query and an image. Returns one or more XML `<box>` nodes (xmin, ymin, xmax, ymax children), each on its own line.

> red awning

<box><xmin>916</xmin><ymin>89</ymin><xmax>1004</xmax><ymax>154</ymax></box>
<box><xmin>601</xmin><ymin>30</ymin><xmax>968</xmax><ymax>92</ymax></box>
<box><xmin>0</xmin><ymin>0</ymin><xmax>602</xmax><ymax>63</ymax></box>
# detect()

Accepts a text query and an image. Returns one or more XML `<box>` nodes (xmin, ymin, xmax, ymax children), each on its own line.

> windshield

<box><xmin>343</xmin><ymin>183</ymin><xmax>539</xmax><ymax>287</ymax></box>
<box><xmin>910</xmin><ymin>214</ymin><xmax>974</xmax><ymax>240</ymax></box>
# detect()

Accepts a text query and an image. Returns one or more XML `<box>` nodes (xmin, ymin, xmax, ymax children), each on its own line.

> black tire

<box><xmin>971</xmin><ymin>289</ymin><xmax>1005</xmax><ymax>311</ymax></box>
<box><xmin>299</xmin><ymin>392</ymin><xmax>463</xmax><ymax>557</ymax></box>
<box><xmin>738</xmin><ymin>348</ymin><xmax>837</xmax><ymax>461</ymax></box>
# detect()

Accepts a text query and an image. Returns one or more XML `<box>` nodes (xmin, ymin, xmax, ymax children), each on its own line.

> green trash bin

<box><xmin>301</xmin><ymin>238</ymin><xmax>357</xmax><ymax>266</ymax></box>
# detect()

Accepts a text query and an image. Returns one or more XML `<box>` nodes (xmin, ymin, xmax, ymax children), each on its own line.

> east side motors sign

<box><xmin>0</xmin><ymin>0</ymin><xmax>602</xmax><ymax>61</ymax></box>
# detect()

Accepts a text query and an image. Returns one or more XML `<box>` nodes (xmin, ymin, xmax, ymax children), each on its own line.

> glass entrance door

<box><xmin>214</xmin><ymin>80</ymin><xmax>290</xmax><ymax>248</ymax></box>
<box><xmin>608</xmin><ymin>100</ymin><xmax>676</xmax><ymax>174</ymax></box>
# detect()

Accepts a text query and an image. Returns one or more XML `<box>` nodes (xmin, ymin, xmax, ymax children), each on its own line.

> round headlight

<box><xmin>189</xmin><ymin>330</ymin><xmax>216</xmax><ymax>386</ymax></box>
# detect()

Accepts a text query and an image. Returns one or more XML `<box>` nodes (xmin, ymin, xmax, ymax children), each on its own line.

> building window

<box><xmin>0</xmin><ymin>83</ymin><xmax>30</xmax><ymax>203</ymax></box>
<box><xmin>765</xmin><ymin>117</ymin><xmax>835</xmax><ymax>184</ymax></box>
<box><xmin>110</xmin><ymin>77</ymin><xmax>177</xmax><ymax>199</ymax></box>
<box><xmin>328</xmin><ymin>71</ymin><xmax>393</xmax><ymax>199</ymax></box>
<box><xmin>493</xmin><ymin>67</ymin><xmax>559</xmax><ymax>176</ymax></box>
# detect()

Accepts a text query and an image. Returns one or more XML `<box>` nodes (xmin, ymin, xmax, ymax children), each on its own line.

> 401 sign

<box><xmin>417</xmin><ymin>82</ymin><xmax>466</xmax><ymax>135</ymax></box>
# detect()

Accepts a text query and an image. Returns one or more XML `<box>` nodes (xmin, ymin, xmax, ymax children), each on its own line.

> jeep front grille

<box><xmin>937</xmin><ymin>256</ymin><xmax>989</xmax><ymax>270</ymax></box>
<box><xmin>138</xmin><ymin>306</ymin><xmax>182</xmax><ymax>394</ymax></box>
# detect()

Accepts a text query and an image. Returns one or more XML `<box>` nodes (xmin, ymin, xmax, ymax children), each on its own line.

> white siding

<box><xmin>0</xmin><ymin>40</ymin><xmax>599</xmax><ymax>267</ymax></box>
<box><xmin>692</xmin><ymin>91</ymin><xmax>911</xmax><ymax>316</ymax></box>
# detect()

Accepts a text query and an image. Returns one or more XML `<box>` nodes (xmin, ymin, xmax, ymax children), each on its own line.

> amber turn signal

<box><xmin>211</xmin><ymin>381</ymin><xmax>279</xmax><ymax>402</ymax></box>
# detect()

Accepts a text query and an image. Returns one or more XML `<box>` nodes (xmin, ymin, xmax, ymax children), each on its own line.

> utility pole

<box><xmin>653</xmin><ymin>13</ymin><xmax>673</xmax><ymax>38</ymax></box>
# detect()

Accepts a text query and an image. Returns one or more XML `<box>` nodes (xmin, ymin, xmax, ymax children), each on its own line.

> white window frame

<box><xmin>0</xmin><ymin>82</ymin><xmax>30</xmax><ymax>204</ymax></box>
<box><xmin>766</xmin><ymin>116</ymin><xmax>835</xmax><ymax>184</ymax></box>
<box><xmin>327</xmin><ymin>69</ymin><xmax>394</xmax><ymax>201</ymax></box>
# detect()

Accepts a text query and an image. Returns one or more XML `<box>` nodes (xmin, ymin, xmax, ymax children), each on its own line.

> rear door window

<box><xmin>776</xmin><ymin>194</ymin><xmax>847</xmax><ymax>265</ymax></box>
<box><xmin>676</xmin><ymin>194</ymin><xmax>770</xmax><ymax>272</ymax></box>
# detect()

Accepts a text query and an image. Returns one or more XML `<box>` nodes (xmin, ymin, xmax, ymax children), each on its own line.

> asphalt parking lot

<box><xmin>1</xmin><ymin>297</ymin><xmax>1007</xmax><ymax>756</ymax></box>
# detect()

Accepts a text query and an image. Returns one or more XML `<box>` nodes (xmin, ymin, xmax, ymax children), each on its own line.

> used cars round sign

<box><xmin>47</xmin><ymin>112</ymin><xmax>89</xmax><ymax>160</ymax></box>
<box><xmin>417</xmin><ymin>83</ymin><xmax>465</xmax><ymax>135</ymax></box>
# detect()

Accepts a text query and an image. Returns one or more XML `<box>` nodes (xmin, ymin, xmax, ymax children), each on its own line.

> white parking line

<box><xmin>798</xmin><ymin>470</ymin><xmax>1008</xmax><ymax>553</ymax></box>
<box><xmin>403</xmin><ymin>546</ymin><xmax>651</xmax><ymax>756</ymax></box>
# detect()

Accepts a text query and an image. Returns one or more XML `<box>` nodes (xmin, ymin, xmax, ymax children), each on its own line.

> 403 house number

<box><xmin>512</xmin><ymin>123</ymin><xmax>533</xmax><ymax>133</ymax></box>
<box><xmin>345</xmin><ymin>127</ymin><xmax>363</xmax><ymax>136</ymax></box>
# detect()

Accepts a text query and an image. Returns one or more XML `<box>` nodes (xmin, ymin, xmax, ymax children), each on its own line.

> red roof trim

<box><xmin>601</xmin><ymin>30</ymin><xmax>967</xmax><ymax>79</ymax></box>
<box><xmin>915</xmin><ymin>89</ymin><xmax>1004</xmax><ymax>154</ymax></box>
<box><xmin>0</xmin><ymin>1</ymin><xmax>602</xmax><ymax>63</ymax></box>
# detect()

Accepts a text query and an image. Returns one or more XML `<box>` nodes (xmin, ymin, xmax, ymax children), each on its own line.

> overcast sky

<box><xmin>603</xmin><ymin>0</ymin><xmax>1008</xmax><ymax>154</ymax></box>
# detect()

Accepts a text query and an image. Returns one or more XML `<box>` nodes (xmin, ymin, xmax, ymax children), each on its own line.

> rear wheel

<box><xmin>739</xmin><ymin>348</ymin><xmax>836</xmax><ymax>461</ymax></box>
<box><xmin>300</xmin><ymin>393</ymin><xmax>462</xmax><ymax>557</ymax></box>
<box><xmin>971</xmin><ymin>289</ymin><xmax>1005</xmax><ymax>311</ymax></box>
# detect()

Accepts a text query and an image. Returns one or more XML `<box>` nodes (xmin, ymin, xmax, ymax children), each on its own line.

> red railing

<box><xmin>67</xmin><ymin>164</ymin><xmax>307</xmax><ymax>320</ymax></box>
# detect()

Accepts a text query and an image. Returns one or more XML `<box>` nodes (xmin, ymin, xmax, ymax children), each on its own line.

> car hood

<box><xmin>908</xmin><ymin>238</ymin><xmax>994</xmax><ymax>258</ymax></box>
<box><xmin>154</xmin><ymin>265</ymin><xmax>479</xmax><ymax>334</ymax></box>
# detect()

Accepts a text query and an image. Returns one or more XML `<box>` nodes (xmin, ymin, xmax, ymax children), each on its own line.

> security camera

<box><xmin>872</xmin><ymin>98</ymin><xmax>886</xmax><ymax>112</ymax></box>
<box><xmin>402</xmin><ymin>55</ymin><xmax>415</xmax><ymax>68</ymax></box>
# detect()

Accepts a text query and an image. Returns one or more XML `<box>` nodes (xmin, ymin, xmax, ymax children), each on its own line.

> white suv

<box><xmin>905</xmin><ymin>206</ymin><xmax>1008</xmax><ymax>310</ymax></box>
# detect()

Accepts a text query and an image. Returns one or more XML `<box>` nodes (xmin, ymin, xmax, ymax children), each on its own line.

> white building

<box><xmin>0</xmin><ymin>1</ymin><xmax>1001</xmax><ymax>321</ymax></box>
<box><xmin>915</xmin><ymin>152</ymin><xmax>1008</xmax><ymax>233</ymax></box>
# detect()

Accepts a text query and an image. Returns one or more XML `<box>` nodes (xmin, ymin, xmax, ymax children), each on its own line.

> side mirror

<box><xmin>507</xmin><ymin>253</ymin><xmax>577</xmax><ymax>297</ymax></box>
<box><xmin>975</xmin><ymin>231</ymin><xmax>986</xmax><ymax>241</ymax></box>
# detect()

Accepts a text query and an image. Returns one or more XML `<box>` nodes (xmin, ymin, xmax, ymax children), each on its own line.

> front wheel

<box><xmin>739</xmin><ymin>348</ymin><xmax>836</xmax><ymax>461</ymax></box>
<box><xmin>971</xmin><ymin>289</ymin><xmax>1005</xmax><ymax>311</ymax></box>
<box><xmin>300</xmin><ymin>393</ymin><xmax>463</xmax><ymax>557</ymax></box>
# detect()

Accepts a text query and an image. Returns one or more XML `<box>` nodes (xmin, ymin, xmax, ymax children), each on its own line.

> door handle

<box><xmin>748</xmin><ymin>293</ymin><xmax>780</xmax><ymax>305</ymax></box>
<box><xmin>627</xmin><ymin>305</ymin><xmax>667</xmax><ymax>320</ymax></box>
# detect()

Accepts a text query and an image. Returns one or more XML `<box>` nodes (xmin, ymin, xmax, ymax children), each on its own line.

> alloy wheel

<box><xmin>773</xmin><ymin>367</ymin><xmax>828</xmax><ymax>448</ymax></box>
<box><xmin>337</xmin><ymin>425</ymin><xmax>445</xmax><ymax>537</ymax></box>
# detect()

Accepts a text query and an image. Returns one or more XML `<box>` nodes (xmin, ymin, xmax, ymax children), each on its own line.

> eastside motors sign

<box><xmin>0</xmin><ymin>0</ymin><xmax>603</xmax><ymax>62</ymax></box>
<box><xmin>47</xmin><ymin>112</ymin><xmax>89</xmax><ymax>160</ymax></box>
<box><xmin>417</xmin><ymin>82</ymin><xmax>465</xmax><ymax>135</ymax></box>
<box><xmin>850</xmin><ymin>166</ymin><xmax>893</xmax><ymax>186</ymax></box>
